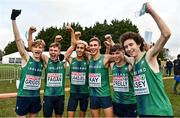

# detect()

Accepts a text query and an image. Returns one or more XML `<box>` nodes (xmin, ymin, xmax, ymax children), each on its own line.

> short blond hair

<box><xmin>32</xmin><ymin>39</ymin><xmax>45</xmax><ymax>48</ymax></box>
<box><xmin>76</xmin><ymin>40</ymin><xmax>88</xmax><ymax>48</ymax></box>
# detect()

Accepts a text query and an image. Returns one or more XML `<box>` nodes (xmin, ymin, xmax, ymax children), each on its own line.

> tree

<box><xmin>0</xmin><ymin>50</ymin><xmax>4</xmax><ymax>61</ymax></box>
<box><xmin>4</xmin><ymin>41</ymin><xmax>18</xmax><ymax>55</ymax></box>
<box><xmin>4</xmin><ymin>19</ymin><xmax>139</xmax><ymax>53</ymax></box>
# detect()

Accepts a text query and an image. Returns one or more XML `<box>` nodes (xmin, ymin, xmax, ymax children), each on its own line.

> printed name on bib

<box><xmin>89</xmin><ymin>73</ymin><xmax>101</xmax><ymax>87</ymax></box>
<box><xmin>134</xmin><ymin>74</ymin><xmax>150</xmax><ymax>95</ymax></box>
<box><xmin>23</xmin><ymin>75</ymin><xmax>41</xmax><ymax>90</ymax></box>
<box><xmin>71</xmin><ymin>72</ymin><xmax>86</xmax><ymax>85</ymax></box>
<box><xmin>113</xmin><ymin>76</ymin><xmax>129</xmax><ymax>92</ymax></box>
<box><xmin>47</xmin><ymin>73</ymin><xmax>63</xmax><ymax>87</ymax></box>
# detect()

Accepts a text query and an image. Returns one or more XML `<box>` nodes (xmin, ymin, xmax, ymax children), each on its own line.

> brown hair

<box><xmin>89</xmin><ymin>36</ymin><xmax>101</xmax><ymax>46</ymax></box>
<box><xmin>49</xmin><ymin>42</ymin><xmax>61</xmax><ymax>49</ymax></box>
<box><xmin>110</xmin><ymin>43</ymin><xmax>124</xmax><ymax>54</ymax></box>
<box><xmin>119</xmin><ymin>32</ymin><xmax>144</xmax><ymax>51</ymax></box>
<box><xmin>32</xmin><ymin>39</ymin><xmax>46</xmax><ymax>48</ymax></box>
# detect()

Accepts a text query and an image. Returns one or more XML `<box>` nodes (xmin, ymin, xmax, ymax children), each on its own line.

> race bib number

<box><xmin>23</xmin><ymin>75</ymin><xmax>41</xmax><ymax>90</ymax></box>
<box><xmin>89</xmin><ymin>73</ymin><xmax>101</xmax><ymax>87</ymax></box>
<box><xmin>134</xmin><ymin>74</ymin><xmax>150</xmax><ymax>95</ymax></box>
<box><xmin>113</xmin><ymin>76</ymin><xmax>129</xmax><ymax>92</ymax></box>
<box><xmin>71</xmin><ymin>72</ymin><xmax>86</xmax><ymax>85</ymax></box>
<box><xmin>47</xmin><ymin>73</ymin><xmax>63</xmax><ymax>87</ymax></box>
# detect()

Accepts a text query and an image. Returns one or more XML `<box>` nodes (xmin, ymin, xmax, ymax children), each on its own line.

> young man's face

<box><xmin>89</xmin><ymin>40</ymin><xmax>101</xmax><ymax>56</ymax></box>
<box><xmin>31</xmin><ymin>45</ymin><xmax>44</xmax><ymax>60</ymax></box>
<box><xmin>49</xmin><ymin>46</ymin><xmax>60</xmax><ymax>61</ymax></box>
<box><xmin>111</xmin><ymin>50</ymin><xmax>124</xmax><ymax>63</ymax></box>
<box><xmin>123</xmin><ymin>39</ymin><xmax>141</xmax><ymax>58</ymax></box>
<box><xmin>76</xmin><ymin>43</ymin><xmax>86</xmax><ymax>57</ymax></box>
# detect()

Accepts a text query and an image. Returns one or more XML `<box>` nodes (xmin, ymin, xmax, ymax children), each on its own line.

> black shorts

<box><xmin>90</xmin><ymin>96</ymin><xmax>112</xmax><ymax>109</ymax></box>
<box><xmin>15</xmin><ymin>96</ymin><xmax>41</xmax><ymax>116</ymax></box>
<box><xmin>113</xmin><ymin>102</ymin><xmax>137</xmax><ymax>117</ymax></box>
<box><xmin>43</xmin><ymin>96</ymin><xmax>64</xmax><ymax>117</ymax></box>
<box><xmin>67</xmin><ymin>93</ymin><xmax>89</xmax><ymax>112</ymax></box>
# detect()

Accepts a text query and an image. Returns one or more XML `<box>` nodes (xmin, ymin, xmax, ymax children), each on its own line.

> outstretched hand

<box><xmin>11</xmin><ymin>9</ymin><xmax>21</xmax><ymax>20</ymax></box>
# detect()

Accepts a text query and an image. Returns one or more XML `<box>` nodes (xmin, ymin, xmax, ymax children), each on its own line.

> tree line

<box><xmin>2</xmin><ymin>18</ymin><xmax>165</xmax><ymax>60</ymax></box>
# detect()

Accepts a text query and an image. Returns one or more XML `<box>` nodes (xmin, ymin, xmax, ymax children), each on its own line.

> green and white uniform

<box><xmin>112</xmin><ymin>63</ymin><xmax>136</xmax><ymax>104</ymax></box>
<box><xmin>133</xmin><ymin>53</ymin><xmax>173</xmax><ymax>116</ymax></box>
<box><xmin>44</xmin><ymin>59</ymin><xmax>65</xmax><ymax>96</ymax></box>
<box><xmin>89</xmin><ymin>55</ymin><xmax>111</xmax><ymax>97</ymax></box>
<box><xmin>69</xmin><ymin>57</ymin><xmax>89</xmax><ymax>93</ymax></box>
<box><xmin>18</xmin><ymin>57</ymin><xmax>43</xmax><ymax>97</ymax></box>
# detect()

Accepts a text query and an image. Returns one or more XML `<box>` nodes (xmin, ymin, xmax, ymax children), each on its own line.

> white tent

<box><xmin>2</xmin><ymin>51</ymin><xmax>76</xmax><ymax>64</ymax></box>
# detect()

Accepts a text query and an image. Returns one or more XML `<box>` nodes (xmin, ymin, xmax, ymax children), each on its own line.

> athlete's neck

<box><xmin>115</xmin><ymin>59</ymin><xmax>126</xmax><ymax>67</ymax></box>
<box><xmin>32</xmin><ymin>56</ymin><xmax>40</xmax><ymax>62</ymax></box>
<box><xmin>76</xmin><ymin>56</ymin><xmax>83</xmax><ymax>61</ymax></box>
<box><xmin>92</xmin><ymin>52</ymin><xmax>101</xmax><ymax>61</ymax></box>
<box><xmin>135</xmin><ymin>51</ymin><xmax>145</xmax><ymax>63</ymax></box>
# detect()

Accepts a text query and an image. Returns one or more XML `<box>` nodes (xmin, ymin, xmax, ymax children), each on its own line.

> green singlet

<box><xmin>18</xmin><ymin>57</ymin><xmax>43</xmax><ymax>97</ymax></box>
<box><xmin>44</xmin><ymin>59</ymin><xmax>65</xmax><ymax>96</ymax></box>
<box><xmin>89</xmin><ymin>55</ymin><xmax>111</xmax><ymax>97</ymax></box>
<box><xmin>69</xmin><ymin>57</ymin><xmax>89</xmax><ymax>93</ymax></box>
<box><xmin>133</xmin><ymin>53</ymin><xmax>173</xmax><ymax>116</ymax></box>
<box><xmin>112</xmin><ymin>63</ymin><xmax>136</xmax><ymax>104</ymax></box>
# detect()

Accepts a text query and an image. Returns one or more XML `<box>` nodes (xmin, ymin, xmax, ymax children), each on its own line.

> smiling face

<box><xmin>31</xmin><ymin>39</ymin><xmax>45</xmax><ymax>60</ymax></box>
<box><xmin>89</xmin><ymin>40</ymin><xmax>101</xmax><ymax>57</ymax></box>
<box><xmin>49</xmin><ymin>43</ymin><xmax>60</xmax><ymax>61</ymax></box>
<box><xmin>49</xmin><ymin>47</ymin><xmax>60</xmax><ymax>61</ymax></box>
<box><xmin>111</xmin><ymin>50</ymin><xmax>124</xmax><ymax>63</ymax></box>
<box><xmin>76</xmin><ymin>43</ymin><xmax>86</xmax><ymax>57</ymax></box>
<box><xmin>123</xmin><ymin>39</ymin><xmax>141</xmax><ymax>59</ymax></box>
<box><xmin>31</xmin><ymin>45</ymin><xmax>44</xmax><ymax>60</ymax></box>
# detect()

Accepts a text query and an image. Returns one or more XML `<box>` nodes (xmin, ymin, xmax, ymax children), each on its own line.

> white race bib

<box><xmin>71</xmin><ymin>72</ymin><xmax>86</xmax><ymax>85</ymax></box>
<box><xmin>47</xmin><ymin>73</ymin><xmax>63</xmax><ymax>87</ymax></box>
<box><xmin>23</xmin><ymin>75</ymin><xmax>41</xmax><ymax>90</ymax></box>
<box><xmin>89</xmin><ymin>73</ymin><xmax>101</xmax><ymax>87</ymax></box>
<box><xmin>134</xmin><ymin>74</ymin><xmax>150</xmax><ymax>95</ymax></box>
<box><xmin>113</xmin><ymin>76</ymin><xmax>129</xmax><ymax>92</ymax></box>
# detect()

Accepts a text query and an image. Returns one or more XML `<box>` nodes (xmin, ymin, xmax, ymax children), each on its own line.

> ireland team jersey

<box><xmin>89</xmin><ymin>55</ymin><xmax>111</xmax><ymax>97</ymax></box>
<box><xmin>69</xmin><ymin>58</ymin><xmax>89</xmax><ymax>93</ymax></box>
<box><xmin>18</xmin><ymin>57</ymin><xmax>43</xmax><ymax>97</ymax></box>
<box><xmin>133</xmin><ymin>53</ymin><xmax>173</xmax><ymax>116</ymax></box>
<box><xmin>44</xmin><ymin>59</ymin><xmax>65</xmax><ymax>96</ymax></box>
<box><xmin>112</xmin><ymin>63</ymin><xmax>136</xmax><ymax>104</ymax></box>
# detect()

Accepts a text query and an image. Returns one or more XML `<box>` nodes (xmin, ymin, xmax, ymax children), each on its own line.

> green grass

<box><xmin>0</xmin><ymin>78</ymin><xmax>180</xmax><ymax>117</ymax></box>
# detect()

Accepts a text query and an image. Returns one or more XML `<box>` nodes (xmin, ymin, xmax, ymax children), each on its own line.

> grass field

<box><xmin>0</xmin><ymin>78</ymin><xmax>180</xmax><ymax>117</ymax></box>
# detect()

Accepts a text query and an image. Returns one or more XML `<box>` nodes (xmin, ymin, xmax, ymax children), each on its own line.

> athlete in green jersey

<box><xmin>65</xmin><ymin>25</ymin><xmax>90</xmax><ymax>118</ymax></box>
<box><xmin>120</xmin><ymin>3</ymin><xmax>173</xmax><ymax>117</ymax></box>
<box><xmin>110</xmin><ymin>44</ymin><xmax>137</xmax><ymax>117</ymax></box>
<box><xmin>28</xmin><ymin>24</ymin><xmax>75</xmax><ymax>118</ymax></box>
<box><xmin>88</xmin><ymin>37</ymin><xmax>118</xmax><ymax>117</ymax></box>
<box><xmin>11</xmin><ymin>9</ymin><xmax>45</xmax><ymax>117</ymax></box>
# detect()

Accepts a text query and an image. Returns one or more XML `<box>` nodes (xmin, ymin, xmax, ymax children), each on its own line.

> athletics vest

<box><xmin>89</xmin><ymin>55</ymin><xmax>111</xmax><ymax>97</ymax></box>
<box><xmin>69</xmin><ymin>57</ymin><xmax>89</xmax><ymax>93</ymax></box>
<box><xmin>133</xmin><ymin>53</ymin><xmax>173</xmax><ymax>116</ymax></box>
<box><xmin>44</xmin><ymin>59</ymin><xmax>65</xmax><ymax>96</ymax></box>
<box><xmin>112</xmin><ymin>63</ymin><xmax>136</xmax><ymax>104</ymax></box>
<box><xmin>18</xmin><ymin>57</ymin><xmax>43</xmax><ymax>97</ymax></box>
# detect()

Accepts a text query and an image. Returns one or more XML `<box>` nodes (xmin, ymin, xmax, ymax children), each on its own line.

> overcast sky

<box><xmin>0</xmin><ymin>0</ymin><xmax>179</xmax><ymax>57</ymax></box>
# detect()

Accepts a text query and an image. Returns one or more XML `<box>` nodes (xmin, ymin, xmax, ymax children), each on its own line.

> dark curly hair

<box><xmin>119</xmin><ymin>32</ymin><xmax>144</xmax><ymax>51</ymax></box>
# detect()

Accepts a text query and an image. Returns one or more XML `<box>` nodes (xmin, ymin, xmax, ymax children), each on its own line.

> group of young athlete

<box><xmin>11</xmin><ymin>2</ymin><xmax>174</xmax><ymax>118</ymax></box>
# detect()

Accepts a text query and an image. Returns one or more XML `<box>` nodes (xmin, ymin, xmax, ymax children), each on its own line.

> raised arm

<box><xmin>11</xmin><ymin>9</ymin><xmax>29</xmax><ymax>62</ymax></box>
<box><xmin>64</xmin><ymin>24</ymin><xmax>76</xmax><ymax>63</ymax></box>
<box><xmin>104</xmin><ymin>34</ymin><xmax>115</xmax><ymax>54</ymax></box>
<box><xmin>28</xmin><ymin>26</ymin><xmax>36</xmax><ymax>51</ymax></box>
<box><xmin>146</xmin><ymin>3</ymin><xmax>171</xmax><ymax>58</ymax></box>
